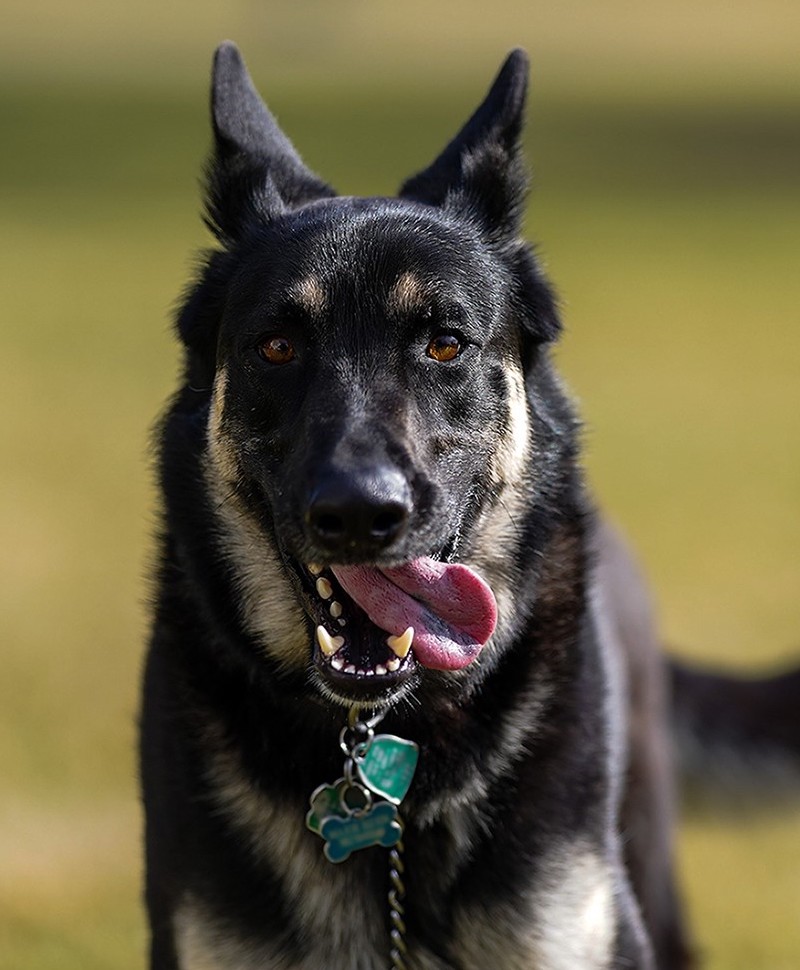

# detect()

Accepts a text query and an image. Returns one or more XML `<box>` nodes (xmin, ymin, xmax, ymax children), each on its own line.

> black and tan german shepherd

<box><xmin>141</xmin><ymin>43</ymin><xmax>799</xmax><ymax>969</ymax></box>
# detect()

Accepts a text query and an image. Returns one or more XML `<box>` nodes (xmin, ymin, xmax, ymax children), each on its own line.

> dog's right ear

<box><xmin>206</xmin><ymin>42</ymin><xmax>335</xmax><ymax>242</ymax></box>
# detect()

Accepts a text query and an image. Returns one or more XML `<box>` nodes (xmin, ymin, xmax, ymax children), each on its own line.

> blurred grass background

<box><xmin>1</xmin><ymin>2</ymin><xmax>798</xmax><ymax>967</ymax></box>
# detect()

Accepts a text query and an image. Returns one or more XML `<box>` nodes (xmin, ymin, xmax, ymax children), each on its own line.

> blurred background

<box><xmin>1</xmin><ymin>2</ymin><xmax>798</xmax><ymax>967</ymax></box>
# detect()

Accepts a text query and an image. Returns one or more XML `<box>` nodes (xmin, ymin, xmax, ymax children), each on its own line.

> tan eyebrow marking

<box><xmin>289</xmin><ymin>276</ymin><xmax>327</xmax><ymax>315</ymax></box>
<box><xmin>387</xmin><ymin>271</ymin><xmax>429</xmax><ymax>314</ymax></box>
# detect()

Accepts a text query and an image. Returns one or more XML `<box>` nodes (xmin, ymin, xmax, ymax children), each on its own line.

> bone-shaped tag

<box><xmin>320</xmin><ymin>802</ymin><xmax>401</xmax><ymax>863</ymax></box>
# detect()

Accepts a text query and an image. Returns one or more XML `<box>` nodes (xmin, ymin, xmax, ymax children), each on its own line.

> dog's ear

<box><xmin>399</xmin><ymin>50</ymin><xmax>529</xmax><ymax>244</ymax></box>
<box><xmin>401</xmin><ymin>52</ymin><xmax>559</xmax><ymax>345</ymax></box>
<box><xmin>206</xmin><ymin>42</ymin><xmax>335</xmax><ymax>242</ymax></box>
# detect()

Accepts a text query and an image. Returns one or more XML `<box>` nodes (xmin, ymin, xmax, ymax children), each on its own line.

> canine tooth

<box><xmin>344</xmin><ymin>664</ymin><xmax>356</xmax><ymax>674</ymax></box>
<box><xmin>308</xmin><ymin>563</ymin><xmax>322</xmax><ymax>575</ymax></box>
<box><xmin>375</xmin><ymin>664</ymin><xmax>387</xmax><ymax>676</ymax></box>
<box><xmin>386</xmin><ymin>657</ymin><xmax>401</xmax><ymax>672</ymax></box>
<box><xmin>329</xmin><ymin>600</ymin><xmax>343</xmax><ymax>618</ymax></box>
<box><xmin>316</xmin><ymin>577</ymin><xmax>333</xmax><ymax>599</ymax></box>
<box><xmin>387</xmin><ymin>627</ymin><xmax>414</xmax><ymax>659</ymax></box>
<box><xmin>331</xmin><ymin>655</ymin><xmax>344</xmax><ymax>671</ymax></box>
<box><xmin>316</xmin><ymin>625</ymin><xmax>344</xmax><ymax>657</ymax></box>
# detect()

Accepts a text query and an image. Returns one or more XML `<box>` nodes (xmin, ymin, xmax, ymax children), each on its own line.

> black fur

<box><xmin>142</xmin><ymin>43</ymin><xmax>696</xmax><ymax>969</ymax></box>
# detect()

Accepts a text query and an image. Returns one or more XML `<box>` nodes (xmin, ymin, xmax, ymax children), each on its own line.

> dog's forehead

<box><xmin>243</xmin><ymin>197</ymin><xmax>498</xmax><ymax>311</ymax></box>
<box><xmin>285</xmin><ymin>270</ymin><xmax>430</xmax><ymax>318</ymax></box>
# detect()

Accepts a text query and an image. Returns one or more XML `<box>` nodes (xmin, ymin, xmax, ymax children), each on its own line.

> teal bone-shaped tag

<box><xmin>357</xmin><ymin>734</ymin><xmax>419</xmax><ymax>804</ymax></box>
<box><xmin>321</xmin><ymin>801</ymin><xmax>401</xmax><ymax>863</ymax></box>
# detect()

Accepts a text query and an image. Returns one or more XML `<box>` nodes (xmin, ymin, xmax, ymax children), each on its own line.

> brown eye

<box><xmin>259</xmin><ymin>336</ymin><xmax>295</xmax><ymax>365</ymax></box>
<box><xmin>426</xmin><ymin>333</ymin><xmax>461</xmax><ymax>362</ymax></box>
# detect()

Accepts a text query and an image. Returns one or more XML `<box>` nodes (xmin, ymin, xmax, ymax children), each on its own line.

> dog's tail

<box><xmin>595</xmin><ymin>519</ymin><xmax>800</xmax><ymax>801</ymax></box>
<box><xmin>668</xmin><ymin>657</ymin><xmax>800</xmax><ymax>801</ymax></box>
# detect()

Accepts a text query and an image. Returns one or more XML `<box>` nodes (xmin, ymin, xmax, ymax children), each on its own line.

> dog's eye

<box><xmin>259</xmin><ymin>336</ymin><xmax>295</xmax><ymax>365</ymax></box>
<box><xmin>426</xmin><ymin>333</ymin><xmax>461</xmax><ymax>362</ymax></box>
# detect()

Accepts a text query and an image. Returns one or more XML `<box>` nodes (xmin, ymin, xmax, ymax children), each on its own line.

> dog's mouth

<box><xmin>295</xmin><ymin>556</ymin><xmax>497</xmax><ymax>697</ymax></box>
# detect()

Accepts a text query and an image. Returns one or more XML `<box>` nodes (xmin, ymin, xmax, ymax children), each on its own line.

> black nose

<box><xmin>306</xmin><ymin>467</ymin><xmax>412</xmax><ymax>555</ymax></box>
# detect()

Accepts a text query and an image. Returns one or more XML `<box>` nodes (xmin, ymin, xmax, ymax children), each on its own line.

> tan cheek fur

<box><xmin>464</xmin><ymin>362</ymin><xmax>532</xmax><ymax>650</ymax></box>
<box><xmin>204</xmin><ymin>368</ymin><xmax>309</xmax><ymax>671</ymax></box>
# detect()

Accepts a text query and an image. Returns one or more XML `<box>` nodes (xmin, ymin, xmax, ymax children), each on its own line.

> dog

<box><xmin>142</xmin><ymin>42</ymin><xmax>797</xmax><ymax>969</ymax></box>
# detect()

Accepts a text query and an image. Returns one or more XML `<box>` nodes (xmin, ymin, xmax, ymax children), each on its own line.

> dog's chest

<box><xmin>175</xmin><ymin>859</ymin><xmax>615</xmax><ymax>970</ymax></box>
<box><xmin>175</xmin><ymin>869</ymin><xmax>387</xmax><ymax>970</ymax></box>
<box><xmin>177</xmin><ymin>757</ymin><xmax>616</xmax><ymax>970</ymax></box>
<box><xmin>180</xmin><ymin>741</ymin><xmax>390</xmax><ymax>968</ymax></box>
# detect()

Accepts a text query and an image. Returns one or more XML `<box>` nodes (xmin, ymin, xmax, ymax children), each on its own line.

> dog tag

<box><xmin>305</xmin><ymin>779</ymin><xmax>348</xmax><ymax>835</ymax></box>
<box><xmin>321</xmin><ymin>802</ymin><xmax>401</xmax><ymax>863</ymax></box>
<box><xmin>357</xmin><ymin>735</ymin><xmax>419</xmax><ymax>804</ymax></box>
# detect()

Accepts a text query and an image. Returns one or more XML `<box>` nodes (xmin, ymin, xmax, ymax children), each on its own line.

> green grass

<box><xmin>2</xmin><ymin>12</ymin><xmax>799</xmax><ymax>967</ymax></box>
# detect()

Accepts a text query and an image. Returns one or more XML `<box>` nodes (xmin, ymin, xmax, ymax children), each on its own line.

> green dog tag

<box><xmin>357</xmin><ymin>734</ymin><xmax>419</xmax><ymax>804</ymax></box>
<box><xmin>305</xmin><ymin>779</ymin><xmax>347</xmax><ymax>835</ymax></box>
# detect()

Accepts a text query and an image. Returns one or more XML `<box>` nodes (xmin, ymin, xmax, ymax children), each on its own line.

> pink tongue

<box><xmin>330</xmin><ymin>557</ymin><xmax>497</xmax><ymax>671</ymax></box>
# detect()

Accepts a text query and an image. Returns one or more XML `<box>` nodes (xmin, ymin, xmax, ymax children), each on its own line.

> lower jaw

<box><xmin>312</xmin><ymin>655</ymin><xmax>419</xmax><ymax>706</ymax></box>
<box><xmin>297</xmin><ymin>564</ymin><xmax>418</xmax><ymax>693</ymax></box>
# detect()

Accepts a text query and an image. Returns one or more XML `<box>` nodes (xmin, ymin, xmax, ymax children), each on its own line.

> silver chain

<box><xmin>388</xmin><ymin>823</ymin><xmax>409</xmax><ymax>969</ymax></box>
<box><xmin>346</xmin><ymin>709</ymin><xmax>411</xmax><ymax>970</ymax></box>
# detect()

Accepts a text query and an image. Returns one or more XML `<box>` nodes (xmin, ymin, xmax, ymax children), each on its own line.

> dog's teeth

<box><xmin>375</xmin><ymin>664</ymin><xmax>387</xmax><ymax>676</ymax></box>
<box><xmin>385</xmin><ymin>657</ymin><xmax>401</xmax><ymax>672</ymax></box>
<box><xmin>308</xmin><ymin>563</ymin><xmax>322</xmax><ymax>576</ymax></box>
<box><xmin>331</xmin><ymin>655</ymin><xmax>344</xmax><ymax>671</ymax></box>
<box><xmin>365</xmin><ymin>669</ymin><xmax>374</xmax><ymax>677</ymax></box>
<box><xmin>316</xmin><ymin>577</ymin><xmax>333</xmax><ymax>599</ymax></box>
<box><xmin>344</xmin><ymin>664</ymin><xmax>356</xmax><ymax>675</ymax></box>
<box><xmin>329</xmin><ymin>600</ymin><xmax>343</xmax><ymax>618</ymax></box>
<box><xmin>337</xmin><ymin>618</ymin><xmax>347</xmax><ymax>627</ymax></box>
<box><xmin>387</xmin><ymin>627</ymin><xmax>414</xmax><ymax>659</ymax></box>
<box><xmin>316</xmin><ymin>625</ymin><xmax>344</xmax><ymax>657</ymax></box>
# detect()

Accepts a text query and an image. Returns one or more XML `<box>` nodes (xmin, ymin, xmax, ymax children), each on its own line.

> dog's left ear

<box><xmin>401</xmin><ymin>51</ymin><xmax>560</xmax><ymax>345</ymax></box>
<box><xmin>399</xmin><ymin>50</ymin><xmax>529</xmax><ymax>244</ymax></box>
<box><xmin>206</xmin><ymin>41</ymin><xmax>335</xmax><ymax>242</ymax></box>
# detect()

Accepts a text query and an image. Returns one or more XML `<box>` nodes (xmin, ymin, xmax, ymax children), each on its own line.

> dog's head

<box><xmin>175</xmin><ymin>43</ymin><xmax>569</xmax><ymax>709</ymax></box>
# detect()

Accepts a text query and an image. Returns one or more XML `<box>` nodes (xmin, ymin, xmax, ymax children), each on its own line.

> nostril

<box><xmin>370</xmin><ymin>505</ymin><xmax>407</xmax><ymax>539</ymax></box>
<box><xmin>310</xmin><ymin>510</ymin><xmax>345</xmax><ymax>539</ymax></box>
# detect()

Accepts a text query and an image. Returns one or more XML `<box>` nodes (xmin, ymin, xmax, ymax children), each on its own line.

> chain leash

<box><xmin>388</xmin><ymin>824</ymin><xmax>409</xmax><ymax>969</ymax></box>
<box><xmin>306</xmin><ymin>706</ymin><xmax>418</xmax><ymax>969</ymax></box>
<box><xmin>346</xmin><ymin>709</ymin><xmax>411</xmax><ymax>969</ymax></box>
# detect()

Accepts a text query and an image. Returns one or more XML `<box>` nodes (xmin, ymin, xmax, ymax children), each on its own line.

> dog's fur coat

<box><xmin>140</xmin><ymin>43</ymin><xmax>703</xmax><ymax>969</ymax></box>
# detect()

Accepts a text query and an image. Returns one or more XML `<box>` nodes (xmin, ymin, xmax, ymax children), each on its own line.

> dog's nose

<box><xmin>306</xmin><ymin>467</ymin><xmax>411</xmax><ymax>555</ymax></box>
